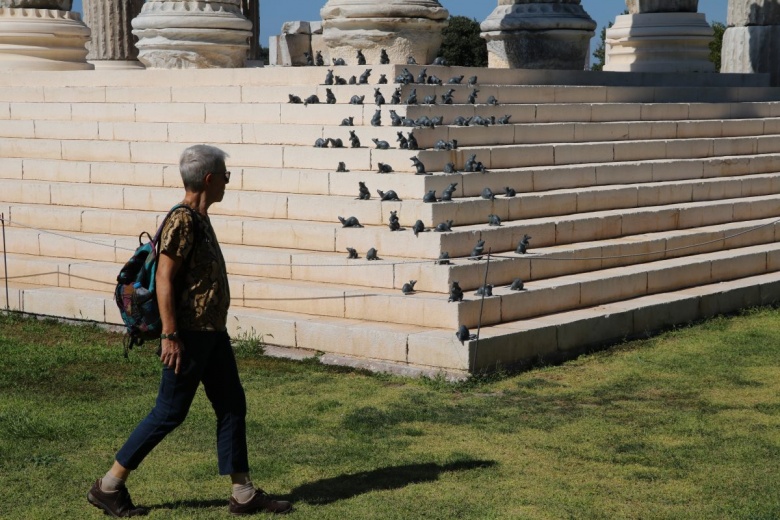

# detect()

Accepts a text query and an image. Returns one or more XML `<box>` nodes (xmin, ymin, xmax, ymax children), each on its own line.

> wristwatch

<box><xmin>161</xmin><ymin>332</ymin><xmax>179</xmax><ymax>341</ymax></box>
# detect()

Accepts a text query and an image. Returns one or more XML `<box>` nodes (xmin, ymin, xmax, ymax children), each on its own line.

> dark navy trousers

<box><xmin>116</xmin><ymin>330</ymin><xmax>249</xmax><ymax>475</ymax></box>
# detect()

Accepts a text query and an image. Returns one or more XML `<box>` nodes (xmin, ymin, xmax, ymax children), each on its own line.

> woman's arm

<box><xmin>156</xmin><ymin>251</ymin><xmax>185</xmax><ymax>374</ymax></box>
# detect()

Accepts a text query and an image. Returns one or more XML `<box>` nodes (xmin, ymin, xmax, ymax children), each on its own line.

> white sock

<box><xmin>101</xmin><ymin>471</ymin><xmax>125</xmax><ymax>493</ymax></box>
<box><xmin>232</xmin><ymin>482</ymin><xmax>256</xmax><ymax>504</ymax></box>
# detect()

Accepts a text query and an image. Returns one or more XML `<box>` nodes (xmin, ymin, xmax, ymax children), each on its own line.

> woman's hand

<box><xmin>160</xmin><ymin>337</ymin><xmax>185</xmax><ymax>375</ymax></box>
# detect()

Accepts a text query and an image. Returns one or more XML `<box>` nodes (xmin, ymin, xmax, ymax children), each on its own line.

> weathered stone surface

<box><xmin>728</xmin><ymin>0</ymin><xmax>780</xmax><ymax>27</ymax></box>
<box><xmin>83</xmin><ymin>0</ymin><xmax>143</xmax><ymax>62</ymax></box>
<box><xmin>321</xmin><ymin>0</ymin><xmax>449</xmax><ymax>65</ymax></box>
<box><xmin>282</xmin><ymin>21</ymin><xmax>311</xmax><ymax>35</ymax></box>
<box><xmin>480</xmin><ymin>1</ymin><xmax>596</xmax><ymax>70</ymax></box>
<box><xmin>721</xmin><ymin>25</ymin><xmax>780</xmax><ymax>86</ymax></box>
<box><xmin>0</xmin><ymin>8</ymin><xmax>92</xmax><ymax>71</ymax></box>
<box><xmin>0</xmin><ymin>0</ymin><xmax>71</xmax><ymax>9</ymax></box>
<box><xmin>279</xmin><ymin>33</ymin><xmax>312</xmax><ymax>66</ymax></box>
<box><xmin>131</xmin><ymin>0</ymin><xmax>252</xmax><ymax>69</ymax></box>
<box><xmin>626</xmin><ymin>0</ymin><xmax>698</xmax><ymax>14</ymax></box>
<box><xmin>604</xmin><ymin>12</ymin><xmax>714</xmax><ymax>73</ymax></box>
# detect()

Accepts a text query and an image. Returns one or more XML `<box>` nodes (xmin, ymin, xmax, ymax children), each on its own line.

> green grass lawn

<box><xmin>1</xmin><ymin>309</ymin><xmax>779</xmax><ymax>519</ymax></box>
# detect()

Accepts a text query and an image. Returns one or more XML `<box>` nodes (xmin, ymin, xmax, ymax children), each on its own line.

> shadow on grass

<box><xmin>282</xmin><ymin>459</ymin><xmax>498</xmax><ymax>505</ymax></box>
<box><xmin>152</xmin><ymin>498</ymin><xmax>227</xmax><ymax>510</ymax></box>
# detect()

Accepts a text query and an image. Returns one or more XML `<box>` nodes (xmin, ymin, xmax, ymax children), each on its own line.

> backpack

<box><xmin>114</xmin><ymin>204</ymin><xmax>197</xmax><ymax>356</ymax></box>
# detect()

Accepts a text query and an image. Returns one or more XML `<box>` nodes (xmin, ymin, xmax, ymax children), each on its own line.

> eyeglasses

<box><xmin>211</xmin><ymin>170</ymin><xmax>230</xmax><ymax>183</ymax></box>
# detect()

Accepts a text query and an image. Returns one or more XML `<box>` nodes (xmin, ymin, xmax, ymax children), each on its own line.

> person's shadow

<box><xmin>280</xmin><ymin>459</ymin><xmax>498</xmax><ymax>505</ymax></box>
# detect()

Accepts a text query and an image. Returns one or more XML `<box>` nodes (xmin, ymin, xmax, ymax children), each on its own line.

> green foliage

<box><xmin>438</xmin><ymin>16</ymin><xmax>488</xmax><ymax>68</ymax></box>
<box><xmin>1</xmin><ymin>310</ymin><xmax>780</xmax><ymax>518</ymax></box>
<box><xmin>710</xmin><ymin>21</ymin><xmax>726</xmax><ymax>72</ymax></box>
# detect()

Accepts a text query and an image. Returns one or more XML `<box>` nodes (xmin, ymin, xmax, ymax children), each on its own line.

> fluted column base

<box><xmin>0</xmin><ymin>7</ymin><xmax>92</xmax><ymax>71</ymax></box>
<box><xmin>480</xmin><ymin>2</ymin><xmax>596</xmax><ymax>70</ymax></box>
<box><xmin>131</xmin><ymin>0</ymin><xmax>252</xmax><ymax>69</ymax></box>
<box><xmin>321</xmin><ymin>0</ymin><xmax>449</xmax><ymax>65</ymax></box>
<box><xmin>604</xmin><ymin>13</ymin><xmax>714</xmax><ymax>73</ymax></box>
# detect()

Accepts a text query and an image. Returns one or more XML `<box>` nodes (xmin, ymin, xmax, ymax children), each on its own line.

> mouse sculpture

<box><xmin>325</xmin><ymin>89</ymin><xmax>336</xmax><ymax>104</ymax></box>
<box><xmin>456</xmin><ymin>325</ymin><xmax>477</xmax><ymax>344</ymax></box>
<box><xmin>488</xmin><ymin>214</ymin><xmax>502</xmax><ymax>226</ymax></box>
<box><xmin>327</xmin><ymin>138</ymin><xmax>344</xmax><ymax>148</ymax></box>
<box><xmin>516</xmin><ymin>234</ymin><xmax>532</xmax><ymax>255</ymax></box>
<box><xmin>303</xmin><ymin>94</ymin><xmax>320</xmax><ymax>106</ymax></box>
<box><xmin>475</xmin><ymin>284</ymin><xmax>494</xmax><ymax>297</ymax></box>
<box><xmin>336</xmin><ymin>162</ymin><xmax>348</xmax><ymax>172</ymax></box>
<box><xmin>372</xmin><ymin>138</ymin><xmax>390</xmax><ymax>150</ymax></box>
<box><xmin>440</xmin><ymin>183</ymin><xmax>458</xmax><ymax>201</ymax></box>
<box><xmin>434</xmin><ymin>220</ymin><xmax>453</xmax><ymax>232</ymax></box>
<box><xmin>357</xmin><ymin>181</ymin><xmax>370</xmax><ymax>200</ymax></box>
<box><xmin>497</xmin><ymin>115</ymin><xmax>512</xmax><ymax>125</ymax></box>
<box><xmin>356</xmin><ymin>50</ymin><xmax>366</xmax><ymax>65</ymax></box>
<box><xmin>482</xmin><ymin>188</ymin><xmax>496</xmax><ymax>200</ymax></box>
<box><xmin>349</xmin><ymin>130</ymin><xmax>361</xmax><ymax>148</ymax></box>
<box><xmin>288</xmin><ymin>94</ymin><xmax>303</xmax><ymax>104</ymax></box>
<box><xmin>433</xmin><ymin>56</ymin><xmax>448</xmax><ymax>66</ymax></box>
<box><xmin>366</xmin><ymin>248</ymin><xmax>380</xmax><ymax>260</ymax></box>
<box><xmin>377</xmin><ymin>189</ymin><xmax>401</xmax><ymax>201</ymax></box>
<box><xmin>338</xmin><ymin>216</ymin><xmax>363</xmax><ymax>228</ymax></box>
<box><xmin>380</xmin><ymin>49</ymin><xmax>390</xmax><ymax>64</ymax></box>
<box><xmin>407</xmin><ymin>133</ymin><xmax>419</xmax><ymax>150</ymax></box>
<box><xmin>470</xmin><ymin>239</ymin><xmax>485</xmax><ymax>260</ymax></box>
<box><xmin>359</xmin><ymin>68</ymin><xmax>372</xmax><ymax>84</ymax></box>
<box><xmin>388</xmin><ymin>211</ymin><xmax>401</xmax><ymax>231</ymax></box>
<box><xmin>378</xmin><ymin>74</ymin><xmax>388</xmax><ymax>84</ymax></box>
<box><xmin>510</xmin><ymin>278</ymin><xmax>525</xmax><ymax>291</ymax></box>
<box><xmin>422</xmin><ymin>190</ymin><xmax>437</xmax><ymax>203</ymax></box>
<box><xmin>505</xmin><ymin>187</ymin><xmax>516</xmax><ymax>197</ymax></box>
<box><xmin>396</xmin><ymin>132</ymin><xmax>409</xmax><ymax>149</ymax></box>
<box><xmin>316</xmin><ymin>51</ymin><xmax>324</xmax><ymax>66</ymax></box>
<box><xmin>467</xmin><ymin>89</ymin><xmax>479</xmax><ymax>104</ymax></box>
<box><xmin>377</xmin><ymin>163</ymin><xmax>393</xmax><ymax>174</ymax></box>
<box><xmin>346</xmin><ymin>247</ymin><xmax>359</xmax><ymax>259</ymax></box>
<box><xmin>374</xmin><ymin>88</ymin><xmax>385</xmax><ymax>106</ymax></box>
<box><xmin>370</xmin><ymin>110</ymin><xmax>382</xmax><ymax>127</ymax></box>
<box><xmin>333</xmin><ymin>57</ymin><xmax>346</xmax><ymax>66</ymax></box>
<box><xmin>448</xmin><ymin>76</ymin><xmax>464</xmax><ymax>85</ymax></box>
<box><xmin>401</xmin><ymin>280</ymin><xmax>417</xmax><ymax>295</ymax></box>
<box><xmin>340</xmin><ymin>117</ymin><xmax>354</xmax><ymax>127</ymax></box>
<box><xmin>349</xmin><ymin>95</ymin><xmax>365</xmax><ymax>105</ymax></box>
<box><xmin>417</xmin><ymin>68</ymin><xmax>427</xmax><ymax>84</ymax></box>
<box><xmin>448</xmin><ymin>281</ymin><xmax>464</xmax><ymax>303</ymax></box>
<box><xmin>436</xmin><ymin>252</ymin><xmax>451</xmax><ymax>265</ymax></box>
<box><xmin>412</xmin><ymin>220</ymin><xmax>425</xmax><ymax>237</ymax></box>
<box><xmin>389</xmin><ymin>110</ymin><xmax>403</xmax><ymax>126</ymax></box>
<box><xmin>406</xmin><ymin>89</ymin><xmax>418</xmax><ymax>105</ymax></box>
<box><xmin>411</xmin><ymin>157</ymin><xmax>427</xmax><ymax>175</ymax></box>
<box><xmin>443</xmin><ymin>163</ymin><xmax>457</xmax><ymax>174</ymax></box>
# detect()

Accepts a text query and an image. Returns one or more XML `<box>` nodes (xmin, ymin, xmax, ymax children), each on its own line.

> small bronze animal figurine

<box><xmin>448</xmin><ymin>75</ymin><xmax>464</xmax><ymax>84</ymax></box>
<box><xmin>516</xmin><ymin>235</ymin><xmax>531</xmax><ymax>255</ymax></box>
<box><xmin>288</xmin><ymin>94</ymin><xmax>303</xmax><ymax>104</ymax></box>
<box><xmin>467</xmin><ymin>89</ymin><xmax>479</xmax><ymax>104</ymax></box>
<box><xmin>388</xmin><ymin>210</ymin><xmax>401</xmax><ymax>231</ymax></box>
<box><xmin>434</xmin><ymin>220</ymin><xmax>453</xmax><ymax>232</ymax></box>
<box><xmin>378</xmin><ymin>74</ymin><xmax>388</xmax><ymax>84</ymax></box>
<box><xmin>470</xmin><ymin>239</ymin><xmax>485</xmax><ymax>260</ymax></box>
<box><xmin>374</xmin><ymin>88</ymin><xmax>385</xmax><ymax>106</ymax></box>
<box><xmin>498</xmin><ymin>114</ymin><xmax>512</xmax><ymax>125</ymax></box>
<box><xmin>412</xmin><ymin>220</ymin><xmax>425</xmax><ymax>237</ymax></box>
<box><xmin>346</xmin><ymin>247</ymin><xmax>359</xmax><ymax>259</ymax></box>
<box><xmin>366</xmin><ymin>248</ymin><xmax>380</xmax><ymax>261</ymax></box>
<box><xmin>510</xmin><ymin>278</ymin><xmax>525</xmax><ymax>291</ymax></box>
<box><xmin>372</xmin><ymin>138</ymin><xmax>390</xmax><ymax>150</ymax></box>
<box><xmin>304</xmin><ymin>94</ymin><xmax>320</xmax><ymax>106</ymax></box>
<box><xmin>336</xmin><ymin>162</ymin><xmax>348</xmax><ymax>172</ymax></box>
<box><xmin>406</xmin><ymin>89</ymin><xmax>418</xmax><ymax>105</ymax></box>
<box><xmin>390</xmin><ymin>88</ymin><xmax>402</xmax><ymax>105</ymax></box>
<box><xmin>423</xmin><ymin>190</ymin><xmax>437</xmax><ymax>203</ymax></box>
<box><xmin>338</xmin><ymin>216</ymin><xmax>363</xmax><ymax>228</ymax></box>
<box><xmin>488</xmin><ymin>214</ymin><xmax>502</xmax><ymax>226</ymax></box>
<box><xmin>325</xmin><ymin>88</ymin><xmax>336</xmax><ymax>104</ymax></box>
<box><xmin>333</xmin><ymin>57</ymin><xmax>346</xmax><ymax>66</ymax></box>
<box><xmin>316</xmin><ymin>51</ymin><xmax>324</xmax><ymax>66</ymax></box>
<box><xmin>327</xmin><ymin>138</ymin><xmax>344</xmax><ymax>148</ymax></box>
<box><xmin>380</xmin><ymin>49</ymin><xmax>390</xmax><ymax>65</ymax></box>
<box><xmin>377</xmin><ymin>163</ymin><xmax>393</xmax><ymax>174</ymax></box>
<box><xmin>449</xmin><ymin>281</ymin><xmax>464</xmax><ymax>303</ymax></box>
<box><xmin>314</xmin><ymin>138</ymin><xmax>328</xmax><ymax>148</ymax></box>
<box><xmin>482</xmin><ymin>188</ymin><xmax>495</xmax><ymax>200</ymax></box>
<box><xmin>377</xmin><ymin>189</ymin><xmax>401</xmax><ymax>201</ymax></box>
<box><xmin>401</xmin><ymin>280</ymin><xmax>417</xmax><ymax>295</ymax></box>
<box><xmin>436</xmin><ymin>252</ymin><xmax>451</xmax><ymax>265</ymax></box>
<box><xmin>456</xmin><ymin>325</ymin><xmax>477</xmax><ymax>344</ymax></box>
<box><xmin>349</xmin><ymin>95</ymin><xmax>365</xmax><ymax>105</ymax></box>
<box><xmin>433</xmin><ymin>56</ymin><xmax>448</xmax><ymax>66</ymax></box>
<box><xmin>396</xmin><ymin>132</ymin><xmax>408</xmax><ymax>149</ymax></box>
<box><xmin>356</xmin><ymin>50</ymin><xmax>366</xmax><ymax>65</ymax></box>
<box><xmin>370</xmin><ymin>110</ymin><xmax>382</xmax><ymax>127</ymax></box>
<box><xmin>349</xmin><ymin>130</ymin><xmax>361</xmax><ymax>148</ymax></box>
<box><xmin>407</xmin><ymin>133</ymin><xmax>419</xmax><ymax>151</ymax></box>
<box><xmin>475</xmin><ymin>284</ymin><xmax>494</xmax><ymax>297</ymax></box>
<box><xmin>440</xmin><ymin>183</ymin><xmax>457</xmax><ymax>201</ymax></box>
<box><xmin>389</xmin><ymin>110</ymin><xmax>403</xmax><ymax>126</ymax></box>
<box><xmin>443</xmin><ymin>162</ymin><xmax>457</xmax><ymax>174</ymax></box>
<box><xmin>357</xmin><ymin>181</ymin><xmax>370</xmax><ymax>200</ymax></box>
<box><xmin>505</xmin><ymin>187</ymin><xmax>516</xmax><ymax>197</ymax></box>
<box><xmin>340</xmin><ymin>117</ymin><xmax>354</xmax><ymax>126</ymax></box>
<box><xmin>359</xmin><ymin>68</ymin><xmax>372</xmax><ymax>84</ymax></box>
<box><xmin>411</xmin><ymin>157</ymin><xmax>427</xmax><ymax>175</ymax></box>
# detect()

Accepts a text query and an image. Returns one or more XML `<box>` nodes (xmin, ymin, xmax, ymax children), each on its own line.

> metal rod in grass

<box><xmin>1</xmin><ymin>213</ymin><xmax>8</xmax><ymax>311</ymax></box>
<box><xmin>473</xmin><ymin>247</ymin><xmax>491</xmax><ymax>372</ymax></box>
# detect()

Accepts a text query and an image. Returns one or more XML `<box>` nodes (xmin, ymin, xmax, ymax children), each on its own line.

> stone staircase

<box><xmin>1</xmin><ymin>65</ymin><xmax>780</xmax><ymax>377</ymax></box>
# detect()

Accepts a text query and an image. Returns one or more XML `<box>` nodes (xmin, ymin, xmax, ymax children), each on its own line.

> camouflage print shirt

<box><xmin>159</xmin><ymin>207</ymin><xmax>230</xmax><ymax>332</ymax></box>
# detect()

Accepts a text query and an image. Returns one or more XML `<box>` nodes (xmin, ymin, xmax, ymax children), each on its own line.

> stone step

<box><xmin>1</xmin><ymin>132</ymin><xmax>778</xmax><ymax>174</ymax></box>
<box><xmin>1</xmin><ymin>116</ymin><xmax>777</xmax><ymax>151</ymax></box>
<box><xmin>3</xmin><ymin>241</ymin><xmax>780</xmax><ymax>330</ymax></box>
<box><xmin>3</xmin><ymin>171</ymin><xmax>780</xmax><ymax>228</ymax></box>
<box><xmin>4</xmin><ymin>192</ymin><xmax>779</xmax><ymax>258</ymax></box>
<box><xmin>3</xmin><ymin>270</ymin><xmax>780</xmax><ymax>374</ymax></box>
<box><xmin>5</xmin><ymin>153</ymin><xmax>779</xmax><ymax>200</ymax></box>
<box><xmin>3</xmin><ymin>218</ymin><xmax>777</xmax><ymax>293</ymax></box>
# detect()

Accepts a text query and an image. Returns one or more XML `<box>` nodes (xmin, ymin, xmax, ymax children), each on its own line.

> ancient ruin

<box><xmin>82</xmin><ymin>0</ymin><xmax>144</xmax><ymax>68</ymax></box>
<box><xmin>0</xmin><ymin>1</ymin><xmax>779</xmax><ymax>377</ymax></box>
<box><xmin>721</xmin><ymin>0</ymin><xmax>780</xmax><ymax>86</ymax></box>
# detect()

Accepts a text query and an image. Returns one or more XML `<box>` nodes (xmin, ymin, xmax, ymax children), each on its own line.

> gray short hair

<box><xmin>179</xmin><ymin>145</ymin><xmax>229</xmax><ymax>191</ymax></box>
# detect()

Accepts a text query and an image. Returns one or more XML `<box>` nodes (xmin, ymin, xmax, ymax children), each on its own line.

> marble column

<box><xmin>0</xmin><ymin>0</ymin><xmax>92</xmax><ymax>71</ymax></box>
<box><xmin>132</xmin><ymin>0</ymin><xmax>253</xmax><ymax>69</ymax></box>
<box><xmin>480</xmin><ymin>0</ymin><xmax>596</xmax><ymax>70</ymax></box>
<box><xmin>320</xmin><ymin>0</ymin><xmax>449</xmax><ymax>66</ymax></box>
<box><xmin>604</xmin><ymin>0</ymin><xmax>714</xmax><ymax>73</ymax></box>
<box><xmin>721</xmin><ymin>0</ymin><xmax>780</xmax><ymax>86</ymax></box>
<box><xmin>83</xmin><ymin>0</ymin><xmax>144</xmax><ymax>69</ymax></box>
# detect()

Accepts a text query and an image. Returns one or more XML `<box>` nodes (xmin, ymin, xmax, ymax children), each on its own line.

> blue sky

<box><xmin>71</xmin><ymin>0</ymin><xmax>729</xmax><ymax>55</ymax></box>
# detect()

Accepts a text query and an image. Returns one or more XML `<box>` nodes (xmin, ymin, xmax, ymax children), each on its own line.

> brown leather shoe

<box><xmin>87</xmin><ymin>479</ymin><xmax>149</xmax><ymax>517</ymax></box>
<box><xmin>228</xmin><ymin>489</ymin><xmax>292</xmax><ymax>515</ymax></box>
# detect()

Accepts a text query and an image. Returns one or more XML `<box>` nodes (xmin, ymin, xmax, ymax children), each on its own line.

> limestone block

<box><xmin>576</xmin><ymin>186</ymin><xmax>639</xmax><ymax>213</ymax></box>
<box><xmin>99</xmin><ymin>122</ymin><xmax>168</xmax><ymax>142</ymax></box>
<box><xmin>578</xmin><ymin>269</ymin><xmax>649</xmax><ymax>307</ymax></box>
<box><xmin>0</xmin><ymin>157</ymin><xmax>22</xmax><ymax>179</ymax></box>
<box><xmin>407</xmin><ymin>330</ymin><xmax>471</xmax><ymax>371</ymax></box>
<box><xmin>647</xmin><ymin>257</ymin><xmax>711</xmax><ymax>293</ymax></box>
<box><xmin>130</xmin><ymin>103</ymin><xmax>200</xmax><ymax>123</ymax></box>
<box><xmin>721</xmin><ymin>25</ymin><xmax>780</xmax><ymax>86</ymax></box>
<box><xmin>242</xmin><ymin>167</ymin><xmax>330</xmax><ymax>196</ymax></box>
<box><xmin>721</xmin><ymin>118</ymin><xmax>765</xmax><ymax>138</ymax></box>
<box><xmin>3</xmin><ymin>255</ymin><xmax>61</xmax><ymax>286</ymax></box>
<box><xmin>0</xmin><ymin>86</ymin><xmax>43</xmax><ymax>102</ymax></box>
<box><xmin>23</xmin><ymin>287</ymin><xmax>107</xmax><ymax>322</ymax></box>
<box><xmin>605</xmin><ymin>13</ymin><xmax>714</xmax><ymax>73</ymax></box>
<box><xmin>713</xmin><ymin>136</ymin><xmax>757</xmax><ymax>157</ymax></box>
<box><xmin>291</xmin><ymin>252</ymin><xmax>395</xmax><ymax>289</ymax></box>
<box><xmin>637</xmin><ymin>182</ymin><xmax>692</xmax><ymax>206</ymax></box>
<box><xmin>91</xmin><ymin>162</ymin><xmax>165</xmax><ymax>187</ymax></box>
<box><xmin>288</xmin><ymin>195</ymin><xmax>382</xmax><ymax>225</ymax></box>
<box><xmin>243</xmin><ymin>280</ymin><xmax>346</xmax><ymax>317</ymax></box>
<box><xmin>279</xmin><ymin>34</ymin><xmax>312</xmax><ymax>67</ymax></box>
<box><xmin>640</xmin><ymin>103</ymin><xmax>688</xmax><ymax>121</ymax></box>
<box><xmin>515</xmin><ymin>123</ymin><xmax>575</xmax><ymax>145</ymax></box>
<box><xmin>321</xmin><ymin>0</ymin><xmax>449</xmax><ymax>66</ymax></box>
<box><xmin>0</xmin><ymin>8</ymin><xmax>93</xmax><ymax>71</ymax></box>
<box><xmin>8</xmin><ymin>205</ymin><xmax>83</xmax><ymax>232</ymax></box>
<box><xmin>0</xmin><ymin>101</ymin><xmax>7</xmax><ymax>119</ymax></box>
<box><xmin>43</xmin><ymin>86</ymin><xmax>105</xmax><ymax>103</ymax></box>
<box><xmin>81</xmin><ymin>208</ymin><xmax>158</xmax><ymax>236</ymax></box>
<box><xmin>62</xmin><ymin>139</ymin><xmax>130</xmax><ymax>162</ymax></box>
<box><xmin>595</xmin><ymin>162</ymin><xmax>651</xmax><ymax>185</ymax></box>
<box><xmin>67</xmin><ymin>262</ymin><xmax>117</xmax><ymax>291</ymax></box>
<box><xmin>2</xmin><ymin>228</ymin><xmax>39</xmax><ymax>255</ymax></box>
<box><xmin>35</xmin><ymin>120</ymin><xmax>98</xmax><ymax>140</ymax></box>
<box><xmin>0</xmin><ymin>119</ymin><xmax>34</xmax><ymax>138</ymax></box>
<box><xmin>600</xmin><ymin>237</ymin><xmax>665</xmax><ymax>269</ymax></box>
<box><xmin>282</xmin><ymin>21</ymin><xmax>311</xmax><ymax>35</ymax></box>
<box><xmin>733</xmin><ymin>196</ymin><xmax>780</xmax><ymax>221</ymax></box>
<box><xmin>652</xmin><ymin>160</ymin><xmax>703</xmax><ymax>182</ymax></box>
<box><xmin>268</xmin><ymin>36</ymin><xmax>280</xmax><ymax>65</ymax></box>
<box><xmin>728</xmin><ymin>0</ymin><xmax>780</xmax><ymax>27</ymax></box>
<box><xmin>695</xmin><ymin>282</ymin><xmax>761</xmax><ymax>318</ymax></box>
<box><xmin>3</xmin><ymin>179</ymin><xmax>50</xmax><ymax>204</ymax></box>
<box><xmin>691</xmin><ymin>178</ymin><xmax>741</xmax><ymax>201</ymax></box>
<box><xmin>555</xmin><ymin>214</ymin><xmax>622</xmax><ymax>245</ymax></box>
<box><xmin>335</xmin><ymin>225</ymin><xmax>444</xmax><ymax>259</ymax></box>
<box><xmin>480</xmin><ymin>1</ymin><xmax>596</xmax><ymax>70</ymax></box>
<box><xmin>0</xmin><ymin>137</ymin><xmax>62</xmax><ymax>159</ymax></box>
<box><xmin>105</xmin><ymin>87</ymin><xmax>171</xmax><ymax>103</ymax></box>
<box><xmin>529</xmin><ymin>248</ymin><xmax>601</xmax><ymax>281</ymax></box>
<box><xmin>555</xmin><ymin>143</ymin><xmax>615</xmax><ymax>166</ymax></box>
<box><xmin>24</xmin><ymin>159</ymin><xmax>91</xmax><ymax>183</ymax></box>
<box><xmin>206</xmin><ymin>217</ymin><xmax>243</xmax><ymax>246</ymax></box>
<box><xmin>574</xmin><ymin>122</ymin><xmax>629</xmax><ymax>143</ymax></box>
<box><xmin>500</xmin><ymin>282</ymin><xmax>581</xmax><ymax>322</ymax></box>
<box><xmin>468</xmin><ymin>324</ymin><xmax>558</xmax><ymax>371</ymax></box>
<box><xmin>227</xmin><ymin>309</ymin><xmax>298</xmax><ymax>350</ymax></box>
<box><xmin>132</xmin><ymin>0</ymin><xmax>252</xmax><ymax>69</ymax></box>
<box><xmin>537</xmin><ymin>103</ymin><xmax>592</xmax><ymax>123</ymax></box>
<box><xmin>297</xmin><ymin>319</ymin><xmax>410</xmax><ymax>363</ymax></box>
<box><xmin>71</xmin><ymin>102</ymin><xmax>135</xmax><ymax>122</ymax></box>
<box><xmin>243</xmin><ymin>220</ymin><xmax>336</xmax><ymax>252</ymax></box>
<box><xmin>687</xmin><ymin>103</ymin><xmax>731</xmax><ymax>120</ymax></box>
<box><xmin>711</xmin><ymin>250</ymin><xmax>768</xmax><ymax>282</ymax></box>
<box><xmin>491</xmin><ymin>144</ymin><xmax>554</xmax><ymax>169</ymax></box>
<box><xmin>613</xmin><ymin>140</ymin><xmax>667</xmax><ymax>162</ymax></box>
<box><xmin>678</xmin><ymin>202</ymin><xmax>730</xmax><ymax>229</ymax></box>
<box><xmin>242</xmin><ymin>124</ymin><xmax>324</xmax><ymax>147</ymax></box>
<box><xmin>508</xmin><ymin>192</ymin><xmax>577</xmax><ymax>221</ymax></box>
<box><xmin>756</xmin><ymin>135</ymin><xmax>780</xmax><ymax>154</ymax></box>
<box><xmin>665</xmin><ymin>138</ymin><xmax>713</xmax><ymax>160</ymax></box>
<box><xmin>627</xmin><ymin>0</ymin><xmax>698</xmax><ymax>14</ymax></box>
<box><xmin>534</xmin><ymin>165</ymin><xmax>596</xmax><ymax>191</ymax></box>
<box><xmin>207</xmin><ymin>103</ymin><xmax>279</xmax><ymax>125</ymax></box>
<box><xmin>10</xmin><ymin>102</ymin><xmax>70</xmax><ymax>121</ymax></box>
<box><xmin>51</xmin><ymin>182</ymin><xmax>124</xmax><ymax>209</ymax></box>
